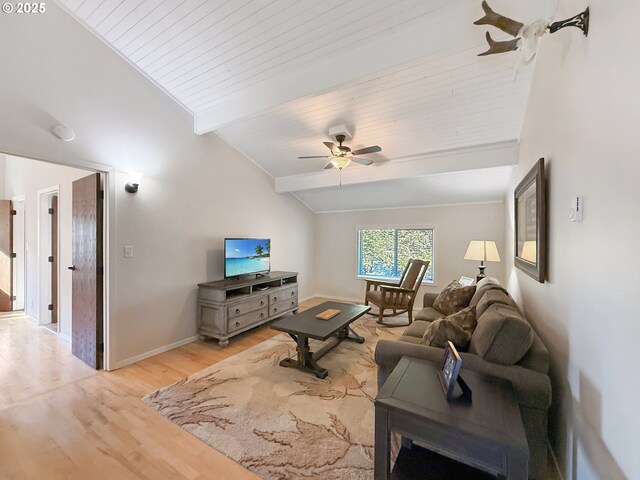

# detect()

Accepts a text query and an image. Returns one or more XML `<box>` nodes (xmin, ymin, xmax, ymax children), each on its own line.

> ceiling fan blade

<box><xmin>351</xmin><ymin>145</ymin><xmax>381</xmax><ymax>156</ymax></box>
<box><xmin>298</xmin><ymin>155</ymin><xmax>330</xmax><ymax>159</ymax></box>
<box><xmin>323</xmin><ymin>162</ymin><xmax>335</xmax><ymax>170</ymax></box>
<box><xmin>351</xmin><ymin>156</ymin><xmax>374</xmax><ymax>166</ymax></box>
<box><xmin>323</xmin><ymin>141</ymin><xmax>336</xmax><ymax>151</ymax></box>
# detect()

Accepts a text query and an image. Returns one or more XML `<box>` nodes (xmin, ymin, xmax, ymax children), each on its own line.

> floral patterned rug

<box><xmin>143</xmin><ymin>315</ymin><xmax>404</xmax><ymax>479</ymax></box>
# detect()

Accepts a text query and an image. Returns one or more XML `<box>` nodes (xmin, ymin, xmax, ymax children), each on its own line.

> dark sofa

<box><xmin>374</xmin><ymin>277</ymin><xmax>552</xmax><ymax>479</ymax></box>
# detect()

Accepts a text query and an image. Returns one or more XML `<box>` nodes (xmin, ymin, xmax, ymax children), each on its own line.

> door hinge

<box><xmin>11</xmin><ymin>253</ymin><xmax>16</xmax><ymax>258</ymax></box>
<box><xmin>48</xmin><ymin>304</ymin><xmax>53</xmax><ymax>311</ymax></box>
<box><xmin>11</xmin><ymin>296</ymin><xmax>16</xmax><ymax>301</ymax></box>
<box><xmin>100</xmin><ymin>190</ymin><xmax>105</xmax><ymax>200</ymax></box>
<box><xmin>98</xmin><ymin>266</ymin><xmax>104</xmax><ymax>275</ymax></box>
<box><xmin>48</xmin><ymin>256</ymin><xmax>54</xmax><ymax>263</ymax></box>
<box><xmin>98</xmin><ymin>343</ymin><xmax>104</xmax><ymax>353</ymax></box>
<box><xmin>48</xmin><ymin>208</ymin><xmax>54</xmax><ymax>214</ymax></box>
<box><xmin>11</xmin><ymin>210</ymin><xmax>16</xmax><ymax>215</ymax></box>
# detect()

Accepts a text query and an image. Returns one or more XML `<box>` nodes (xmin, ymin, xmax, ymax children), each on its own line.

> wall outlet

<box><xmin>124</xmin><ymin>245</ymin><xmax>134</xmax><ymax>258</ymax></box>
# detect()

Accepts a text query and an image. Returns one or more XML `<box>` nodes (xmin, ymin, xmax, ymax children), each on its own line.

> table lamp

<box><xmin>464</xmin><ymin>241</ymin><xmax>501</xmax><ymax>282</ymax></box>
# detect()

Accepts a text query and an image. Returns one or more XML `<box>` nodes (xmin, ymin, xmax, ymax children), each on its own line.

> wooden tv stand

<box><xmin>197</xmin><ymin>271</ymin><xmax>298</xmax><ymax>346</ymax></box>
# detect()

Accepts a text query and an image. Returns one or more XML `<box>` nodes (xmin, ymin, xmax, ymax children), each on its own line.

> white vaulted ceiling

<box><xmin>56</xmin><ymin>0</ymin><xmax>552</xmax><ymax>212</ymax></box>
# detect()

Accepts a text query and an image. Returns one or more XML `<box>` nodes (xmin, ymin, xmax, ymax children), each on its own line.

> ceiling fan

<box><xmin>298</xmin><ymin>134</ymin><xmax>382</xmax><ymax>170</ymax></box>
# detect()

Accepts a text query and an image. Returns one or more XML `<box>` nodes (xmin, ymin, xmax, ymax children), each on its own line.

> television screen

<box><xmin>225</xmin><ymin>238</ymin><xmax>271</xmax><ymax>278</ymax></box>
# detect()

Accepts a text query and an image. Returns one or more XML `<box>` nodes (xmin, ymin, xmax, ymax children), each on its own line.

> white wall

<box><xmin>3</xmin><ymin>155</ymin><xmax>89</xmax><ymax>339</ymax></box>
<box><xmin>0</xmin><ymin>3</ymin><xmax>316</xmax><ymax>367</ymax></box>
<box><xmin>315</xmin><ymin>203</ymin><xmax>505</xmax><ymax>302</ymax></box>
<box><xmin>0</xmin><ymin>154</ymin><xmax>5</xmax><ymax>199</ymax></box>
<box><xmin>504</xmin><ymin>2</ymin><xmax>640</xmax><ymax>479</ymax></box>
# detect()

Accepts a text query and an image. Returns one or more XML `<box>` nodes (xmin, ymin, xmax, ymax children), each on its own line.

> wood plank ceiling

<box><xmin>57</xmin><ymin>0</ymin><xmax>548</xmax><ymax>211</ymax></box>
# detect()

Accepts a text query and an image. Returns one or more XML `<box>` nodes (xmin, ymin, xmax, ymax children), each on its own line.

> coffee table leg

<box><xmin>338</xmin><ymin>326</ymin><xmax>365</xmax><ymax>344</ymax></box>
<box><xmin>279</xmin><ymin>333</ymin><xmax>328</xmax><ymax>379</ymax></box>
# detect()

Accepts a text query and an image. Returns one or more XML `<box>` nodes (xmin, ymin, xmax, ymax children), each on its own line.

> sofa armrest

<box><xmin>375</xmin><ymin>340</ymin><xmax>551</xmax><ymax>410</ymax></box>
<box><xmin>423</xmin><ymin>292</ymin><xmax>438</xmax><ymax>308</ymax></box>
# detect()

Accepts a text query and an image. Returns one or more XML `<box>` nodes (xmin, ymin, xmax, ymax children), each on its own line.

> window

<box><xmin>357</xmin><ymin>227</ymin><xmax>434</xmax><ymax>282</ymax></box>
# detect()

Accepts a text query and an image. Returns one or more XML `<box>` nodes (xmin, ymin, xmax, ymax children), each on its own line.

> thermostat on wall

<box><xmin>570</xmin><ymin>195</ymin><xmax>583</xmax><ymax>222</ymax></box>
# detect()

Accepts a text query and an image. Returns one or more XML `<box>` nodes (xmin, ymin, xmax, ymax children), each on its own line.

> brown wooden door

<box><xmin>0</xmin><ymin>200</ymin><xmax>13</xmax><ymax>311</ymax></box>
<box><xmin>71</xmin><ymin>174</ymin><xmax>103</xmax><ymax>369</ymax></box>
<box><xmin>50</xmin><ymin>196</ymin><xmax>58</xmax><ymax>324</ymax></box>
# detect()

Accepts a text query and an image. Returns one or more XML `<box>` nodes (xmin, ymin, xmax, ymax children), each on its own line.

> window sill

<box><xmin>357</xmin><ymin>275</ymin><xmax>434</xmax><ymax>285</ymax></box>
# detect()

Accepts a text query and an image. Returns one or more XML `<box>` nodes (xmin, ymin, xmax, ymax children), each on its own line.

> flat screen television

<box><xmin>224</xmin><ymin>238</ymin><xmax>271</xmax><ymax>278</ymax></box>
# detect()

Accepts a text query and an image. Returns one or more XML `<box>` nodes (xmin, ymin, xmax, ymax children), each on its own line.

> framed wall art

<box><xmin>514</xmin><ymin>158</ymin><xmax>546</xmax><ymax>282</ymax></box>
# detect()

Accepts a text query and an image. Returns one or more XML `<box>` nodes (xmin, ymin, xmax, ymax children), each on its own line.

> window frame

<box><xmin>355</xmin><ymin>224</ymin><xmax>436</xmax><ymax>284</ymax></box>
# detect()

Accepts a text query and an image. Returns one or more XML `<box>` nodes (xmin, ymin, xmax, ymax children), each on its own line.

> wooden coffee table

<box><xmin>270</xmin><ymin>301</ymin><xmax>370</xmax><ymax>378</ymax></box>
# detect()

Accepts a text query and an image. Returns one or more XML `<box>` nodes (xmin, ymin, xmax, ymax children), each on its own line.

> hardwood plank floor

<box><xmin>0</xmin><ymin>298</ymin><xmax>331</xmax><ymax>480</ymax></box>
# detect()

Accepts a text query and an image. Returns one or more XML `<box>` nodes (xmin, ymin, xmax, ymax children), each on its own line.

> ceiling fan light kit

<box><xmin>297</xmin><ymin>129</ymin><xmax>381</xmax><ymax>180</ymax></box>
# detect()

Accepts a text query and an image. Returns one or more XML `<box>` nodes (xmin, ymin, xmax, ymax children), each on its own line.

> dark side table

<box><xmin>374</xmin><ymin>356</ymin><xmax>529</xmax><ymax>480</ymax></box>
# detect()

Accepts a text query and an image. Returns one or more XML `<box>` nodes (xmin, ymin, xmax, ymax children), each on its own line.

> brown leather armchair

<box><xmin>364</xmin><ymin>259</ymin><xmax>429</xmax><ymax>326</ymax></box>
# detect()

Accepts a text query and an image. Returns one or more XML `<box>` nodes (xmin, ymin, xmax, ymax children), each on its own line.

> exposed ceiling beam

<box><xmin>274</xmin><ymin>140</ymin><xmax>518</xmax><ymax>193</ymax></box>
<box><xmin>194</xmin><ymin>0</ymin><xmax>479</xmax><ymax>134</ymax></box>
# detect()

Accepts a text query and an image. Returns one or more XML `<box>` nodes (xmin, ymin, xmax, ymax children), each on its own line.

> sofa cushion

<box><xmin>403</xmin><ymin>320</ymin><xmax>431</xmax><ymax>338</ymax></box>
<box><xmin>432</xmin><ymin>280</ymin><xmax>476</xmax><ymax>315</ymax></box>
<box><xmin>469</xmin><ymin>276</ymin><xmax>503</xmax><ymax>306</ymax></box>
<box><xmin>415</xmin><ymin>307</ymin><xmax>445</xmax><ymax>322</ymax></box>
<box><xmin>476</xmin><ymin>288</ymin><xmax>517</xmax><ymax>317</ymax></box>
<box><xmin>420</xmin><ymin>306</ymin><xmax>477</xmax><ymax>351</ymax></box>
<box><xmin>470</xmin><ymin>303</ymin><xmax>534</xmax><ymax>365</ymax></box>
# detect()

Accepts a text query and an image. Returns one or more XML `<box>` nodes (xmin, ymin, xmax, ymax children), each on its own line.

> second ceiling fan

<box><xmin>298</xmin><ymin>134</ymin><xmax>382</xmax><ymax>170</ymax></box>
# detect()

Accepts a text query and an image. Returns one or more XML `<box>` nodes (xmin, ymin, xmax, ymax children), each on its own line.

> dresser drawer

<box><xmin>229</xmin><ymin>307</ymin><xmax>268</xmax><ymax>333</ymax></box>
<box><xmin>269</xmin><ymin>286</ymin><xmax>297</xmax><ymax>305</ymax></box>
<box><xmin>270</xmin><ymin>298</ymin><xmax>298</xmax><ymax>317</ymax></box>
<box><xmin>228</xmin><ymin>295</ymin><xmax>268</xmax><ymax>319</ymax></box>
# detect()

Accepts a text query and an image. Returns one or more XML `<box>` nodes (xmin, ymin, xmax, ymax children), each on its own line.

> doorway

<box><xmin>12</xmin><ymin>194</ymin><xmax>25</xmax><ymax>311</ymax></box>
<box><xmin>37</xmin><ymin>187</ymin><xmax>59</xmax><ymax>333</ymax></box>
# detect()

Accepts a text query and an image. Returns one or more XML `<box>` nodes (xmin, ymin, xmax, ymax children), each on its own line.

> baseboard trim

<box><xmin>25</xmin><ymin>315</ymin><xmax>38</xmax><ymax>325</ymax></box>
<box><xmin>110</xmin><ymin>335</ymin><xmax>200</xmax><ymax>371</ymax></box>
<box><xmin>311</xmin><ymin>293</ymin><xmax>362</xmax><ymax>304</ymax></box>
<box><xmin>59</xmin><ymin>333</ymin><xmax>71</xmax><ymax>344</ymax></box>
<box><xmin>548</xmin><ymin>439</ymin><xmax>564</xmax><ymax>480</ymax></box>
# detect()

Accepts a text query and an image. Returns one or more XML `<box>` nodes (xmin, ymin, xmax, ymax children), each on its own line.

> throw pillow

<box><xmin>421</xmin><ymin>319</ymin><xmax>472</xmax><ymax>351</ymax></box>
<box><xmin>420</xmin><ymin>306</ymin><xmax>477</xmax><ymax>351</ymax></box>
<box><xmin>433</xmin><ymin>280</ymin><xmax>476</xmax><ymax>315</ymax></box>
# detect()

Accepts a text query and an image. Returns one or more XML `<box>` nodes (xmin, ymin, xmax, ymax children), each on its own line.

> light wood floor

<box><xmin>0</xmin><ymin>298</ymin><xmax>329</xmax><ymax>480</ymax></box>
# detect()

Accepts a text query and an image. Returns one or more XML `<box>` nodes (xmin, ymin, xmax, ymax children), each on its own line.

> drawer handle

<box><xmin>273</xmin><ymin>308</ymin><xmax>277</xmax><ymax>312</ymax></box>
<box><xmin>235</xmin><ymin>308</ymin><xmax>240</xmax><ymax>314</ymax></box>
<box><xmin>273</xmin><ymin>297</ymin><xmax>277</xmax><ymax>302</ymax></box>
<box><xmin>260</xmin><ymin>301</ymin><xmax>264</xmax><ymax>306</ymax></box>
<box><xmin>235</xmin><ymin>321</ymin><xmax>240</xmax><ymax>327</ymax></box>
<box><xmin>291</xmin><ymin>301</ymin><xmax>295</xmax><ymax>306</ymax></box>
<box><xmin>261</xmin><ymin>312</ymin><xmax>264</xmax><ymax>318</ymax></box>
<box><xmin>291</xmin><ymin>291</ymin><xmax>295</xmax><ymax>296</ymax></box>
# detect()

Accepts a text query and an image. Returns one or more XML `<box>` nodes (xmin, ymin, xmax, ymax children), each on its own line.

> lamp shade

<box><xmin>464</xmin><ymin>241</ymin><xmax>501</xmax><ymax>262</ymax></box>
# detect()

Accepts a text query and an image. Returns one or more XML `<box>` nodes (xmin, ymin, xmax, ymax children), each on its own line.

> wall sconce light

<box><xmin>125</xmin><ymin>171</ymin><xmax>143</xmax><ymax>193</ymax></box>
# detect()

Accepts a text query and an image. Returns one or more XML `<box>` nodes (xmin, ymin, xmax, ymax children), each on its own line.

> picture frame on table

<box><xmin>438</xmin><ymin>341</ymin><xmax>463</xmax><ymax>400</ymax></box>
<box><xmin>514</xmin><ymin>158</ymin><xmax>546</xmax><ymax>283</ymax></box>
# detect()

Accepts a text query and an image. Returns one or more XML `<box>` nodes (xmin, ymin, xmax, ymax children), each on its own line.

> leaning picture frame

<box><xmin>514</xmin><ymin>158</ymin><xmax>546</xmax><ymax>283</ymax></box>
<box><xmin>438</xmin><ymin>341</ymin><xmax>463</xmax><ymax>400</ymax></box>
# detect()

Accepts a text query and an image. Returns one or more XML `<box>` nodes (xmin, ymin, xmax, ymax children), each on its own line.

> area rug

<box><xmin>143</xmin><ymin>315</ymin><xmax>405</xmax><ymax>480</ymax></box>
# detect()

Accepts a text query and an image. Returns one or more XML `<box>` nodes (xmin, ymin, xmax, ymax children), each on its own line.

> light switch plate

<box><xmin>124</xmin><ymin>245</ymin><xmax>134</xmax><ymax>258</ymax></box>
